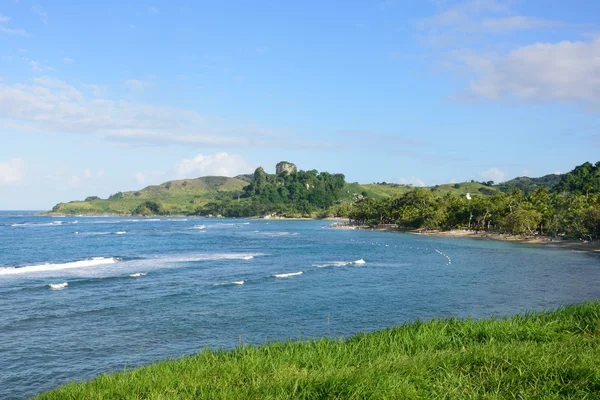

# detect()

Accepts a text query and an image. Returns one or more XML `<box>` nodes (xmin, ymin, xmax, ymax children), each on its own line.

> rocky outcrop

<box><xmin>276</xmin><ymin>161</ymin><xmax>297</xmax><ymax>175</ymax></box>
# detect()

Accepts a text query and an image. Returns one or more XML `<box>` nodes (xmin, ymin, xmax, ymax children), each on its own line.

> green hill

<box><xmin>49</xmin><ymin>176</ymin><xmax>248</xmax><ymax>215</ymax></box>
<box><xmin>496</xmin><ymin>174</ymin><xmax>562</xmax><ymax>194</ymax></box>
<box><xmin>50</xmin><ymin>161</ymin><xmax>598</xmax><ymax>217</ymax></box>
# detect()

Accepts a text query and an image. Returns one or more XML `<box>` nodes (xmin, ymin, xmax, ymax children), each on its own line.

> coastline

<box><xmin>330</xmin><ymin>223</ymin><xmax>600</xmax><ymax>253</ymax></box>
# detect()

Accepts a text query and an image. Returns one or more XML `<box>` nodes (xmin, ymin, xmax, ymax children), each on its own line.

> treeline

<box><xmin>194</xmin><ymin>167</ymin><xmax>346</xmax><ymax>217</ymax></box>
<box><xmin>345</xmin><ymin>161</ymin><xmax>600</xmax><ymax>240</ymax></box>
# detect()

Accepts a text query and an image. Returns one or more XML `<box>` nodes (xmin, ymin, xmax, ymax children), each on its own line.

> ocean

<box><xmin>1</xmin><ymin>211</ymin><xmax>599</xmax><ymax>399</ymax></box>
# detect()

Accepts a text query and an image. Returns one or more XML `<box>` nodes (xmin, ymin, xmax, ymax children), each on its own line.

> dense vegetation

<box><xmin>37</xmin><ymin>301</ymin><xmax>600</xmax><ymax>399</ymax></box>
<box><xmin>347</xmin><ymin>161</ymin><xmax>600</xmax><ymax>240</ymax></box>
<box><xmin>194</xmin><ymin>165</ymin><xmax>346</xmax><ymax>217</ymax></box>
<box><xmin>47</xmin><ymin>161</ymin><xmax>600</xmax><ymax>239</ymax></box>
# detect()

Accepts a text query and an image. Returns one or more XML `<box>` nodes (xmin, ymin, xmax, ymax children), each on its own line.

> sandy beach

<box><xmin>330</xmin><ymin>222</ymin><xmax>600</xmax><ymax>253</ymax></box>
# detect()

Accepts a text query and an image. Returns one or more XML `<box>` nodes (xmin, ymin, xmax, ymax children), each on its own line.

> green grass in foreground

<box><xmin>37</xmin><ymin>302</ymin><xmax>600</xmax><ymax>399</ymax></box>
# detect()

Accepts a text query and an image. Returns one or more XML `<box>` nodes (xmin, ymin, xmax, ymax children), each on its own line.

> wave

<box><xmin>48</xmin><ymin>282</ymin><xmax>68</xmax><ymax>290</ymax></box>
<box><xmin>313</xmin><ymin>259</ymin><xmax>366</xmax><ymax>268</ymax></box>
<box><xmin>191</xmin><ymin>225</ymin><xmax>206</xmax><ymax>230</ymax></box>
<box><xmin>273</xmin><ymin>271</ymin><xmax>303</xmax><ymax>278</ymax></box>
<box><xmin>75</xmin><ymin>231</ymin><xmax>126</xmax><ymax>236</ymax></box>
<box><xmin>256</xmin><ymin>232</ymin><xmax>299</xmax><ymax>237</ymax></box>
<box><xmin>213</xmin><ymin>280</ymin><xmax>245</xmax><ymax>286</ymax></box>
<box><xmin>162</xmin><ymin>253</ymin><xmax>258</xmax><ymax>262</ymax></box>
<box><xmin>0</xmin><ymin>257</ymin><xmax>119</xmax><ymax>276</ymax></box>
<box><xmin>11</xmin><ymin>221</ymin><xmax>78</xmax><ymax>227</ymax></box>
<box><xmin>129</xmin><ymin>272</ymin><xmax>147</xmax><ymax>278</ymax></box>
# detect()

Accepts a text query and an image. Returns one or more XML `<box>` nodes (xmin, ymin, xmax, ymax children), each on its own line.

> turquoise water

<box><xmin>1</xmin><ymin>211</ymin><xmax>599</xmax><ymax>399</ymax></box>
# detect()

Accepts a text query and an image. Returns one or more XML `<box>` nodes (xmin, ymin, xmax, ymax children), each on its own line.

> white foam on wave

<box><xmin>11</xmin><ymin>221</ymin><xmax>66</xmax><ymax>227</ymax></box>
<box><xmin>48</xmin><ymin>282</ymin><xmax>68</xmax><ymax>290</ymax></box>
<box><xmin>213</xmin><ymin>280</ymin><xmax>245</xmax><ymax>286</ymax></box>
<box><xmin>129</xmin><ymin>272</ymin><xmax>147</xmax><ymax>278</ymax></box>
<box><xmin>273</xmin><ymin>271</ymin><xmax>303</xmax><ymax>278</ymax></box>
<box><xmin>0</xmin><ymin>257</ymin><xmax>119</xmax><ymax>276</ymax></box>
<box><xmin>153</xmin><ymin>253</ymin><xmax>260</xmax><ymax>264</ymax></box>
<box><xmin>115</xmin><ymin>231</ymin><xmax>127</xmax><ymax>235</ymax></box>
<box><xmin>257</xmin><ymin>232</ymin><xmax>299</xmax><ymax>237</ymax></box>
<box><xmin>314</xmin><ymin>259</ymin><xmax>366</xmax><ymax>268</ymax></box>
<box><xmin>191</xmin><ymin>225</ymin><xmax>206</xmax><ymax>230</ymax></box>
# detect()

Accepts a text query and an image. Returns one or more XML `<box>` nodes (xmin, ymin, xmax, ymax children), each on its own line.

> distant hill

<box><xmin>496</xmin><ymin>174</ymin><xmax>562</xmax><ymax>194</ymax></box>
<box><xmin>49</xmin><ymin>176</ymin><xmax>248</xmax><ymax>215</ymax></box>
<box><xmin>49</xmin><ymin>161</ymin><xmax>596</xmax><ymax>217</ymax></box>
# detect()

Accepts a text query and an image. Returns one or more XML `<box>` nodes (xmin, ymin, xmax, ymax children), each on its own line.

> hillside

<box><xmin>49</xmin><ymin>176</ymin><xmax>248</xmax><ymax>215</ymax></box>
<box><xmin>496</xmin><ymin>174</ymin><xmax>562</xmax><ymax>193</ymax></box>
<box><xmin>48</xmin><ymin>161</ymin><xmax>597</xmax><ymax>218</ymax></box>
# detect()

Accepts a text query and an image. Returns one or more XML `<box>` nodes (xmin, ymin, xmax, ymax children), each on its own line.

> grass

<box><xmin>49</xmin><ymin>176</ymin><xmax>249</xmax><ymax>215</ymax></box>
<box><xmin>37</xmin><ymin>301</ymin><xmax>600</xmax><ymax>399</ymax></box>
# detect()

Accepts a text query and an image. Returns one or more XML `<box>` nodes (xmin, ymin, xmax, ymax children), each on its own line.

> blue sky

<box><xmin>0</xmin><ymin>0</ymin><xmax>599</xmax><ymax>209</ymax></box>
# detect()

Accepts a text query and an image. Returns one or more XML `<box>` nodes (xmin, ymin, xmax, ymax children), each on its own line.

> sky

<box><xmin>0</xmin><ymin>0</ymin><xmax>599</xmax><ymax>209</ymax></box>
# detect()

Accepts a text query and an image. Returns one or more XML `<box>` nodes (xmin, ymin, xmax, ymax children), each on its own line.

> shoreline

<box><xmin>330</xmin><ymin>223</ymin><xmax>600</xmax><ymax>253</ymax></box>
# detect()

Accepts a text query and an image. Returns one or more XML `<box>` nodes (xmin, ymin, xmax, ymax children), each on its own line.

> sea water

<box><xmin>1</xmin><ymin>211</ymin><xmax>599</xmax><ymax>399</ymax></box>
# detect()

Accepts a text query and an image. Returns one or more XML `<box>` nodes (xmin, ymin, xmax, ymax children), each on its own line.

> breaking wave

<box><xmin>272</xmin><ymin>271</ymin><xmax>303</xmax><ymax>278</ymax></box>
<box><xmin>213</xmin><ymin>280</ymin><xmax>245</xmax><ymax>286</ymax></box>
<box><xmin>0</xmin><ymin>257</ymin><xmax>120</xmax><ymax>276</ymax></box>
<box><xmin>48</xmin><ymin>283</ymin><xmax>68</xmax><ymax>290</ymax></box>
<box><xmin>313</xmin><ymin>259</ymin><xmax>366</xmax><ymax>268</ymax></box>
<box><xmin>11</xmin><ymin>221</ymin><xmax>78</xmax><ymax>227</ymax></box>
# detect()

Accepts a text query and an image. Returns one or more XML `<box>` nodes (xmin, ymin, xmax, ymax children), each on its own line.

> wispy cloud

<box><xmin>0</xmin><ymin>76</ymin><xmax>331</xmax><ymax>149</ymax></box>
<box><xmin>63</xmin><ymin>57</ymin><xmax>73</xmax><ymax>64</ymax></box>
<box><xmin>125</xmin><ymin>79</ymin><xmax>155</xmax><ymax>91</ymax></box>
<box><xmin>0</xmin><ymin>14</ymin><xmax>28</xmax><ymax>36</ymax></box>
<box><xmin>416</xmin><ymin>0</ymin><xmax>598</xmax><ymax>109</ymax></box>
<box><xmin>29</xmin><ymin>60</ymin><xmax>53</xmax><ymax>73</ymax></box>
<box><xmin>417</xmin><ymin>0</ymin><xmax>565</xmax><ymax>46</ymax></box>
<box><xmin>148</xmin><ymin>7</ymin><xmax>159</xmax><ymax>15</ymax></box>
<box><xmin>31</xmin><ymin>4</ymin><xmax>48</xmax><ymax>24</ymax></box>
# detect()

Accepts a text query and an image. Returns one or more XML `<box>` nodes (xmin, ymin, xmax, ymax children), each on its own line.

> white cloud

<box><xmin>480</xmin><ymin>167</ymin><xmax>505</xmax><ymax>183</ymax></box>
<box><xmin>148</xmin><ymin>7</ymin><xmax>159</xmax><ymax>15</ymax></box>
<box><xmin>0</xmin><ymin>76</ymin><xmax>324</xmax><ymax>149</ymax></box>
<box><xmin>418</xmin><ymin>0</ymin><xmax>562</xmax><ymax>38</ymax></box>
<box><xmin>417</xmin><ymin>1</ymin><xmax>597</xmax><ymax>109</ymax></box>
<box><xmin>0</xmin><ymin>14</ymin><xmax>28</xmax><ymax>36</ymax></box>
<box><xmin>63</xmin><ymin>57</ymin><xmax>73</xmax><ymax>64</ymax></box>
<box><xmin>29</xmin><ymin>60</ymin><xmax>53</xmax><ymax>73</ymax></box>
<box><xmin>175</xmin><ymin>153</ymin><xmax>254</xmax><ymax>178</ymax></box>
<box><xmin>135</xmin><ymin>172</ymin><xmax>145</xmax><ymax>184</ymax></box>
<box><xmin>459</xmin><ymin>38</ymin><xmax>600</xmax><ymax>106</ymax></box>
<box><xmin>31</xmin><ymin>4</ymin><xmax>48</xmax><ymax>24</ymax></box>
<box><xmin>398</xmin><ymin>176</ymin><xmax>426</xmax><ymax>186</ymax></box>
<box><xmin>125</xmin><ymin>79</ymin><xmax>155</xmax><ymax>91</ymax></box>
<box><xmin>0</xmin><ymin>158</ymin><xmax>24</xmax><ymax>185</ymax></box>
